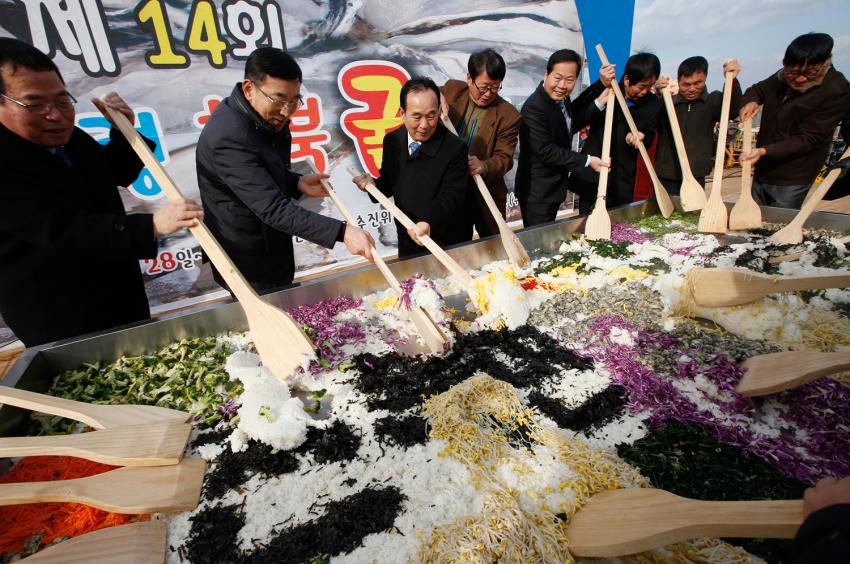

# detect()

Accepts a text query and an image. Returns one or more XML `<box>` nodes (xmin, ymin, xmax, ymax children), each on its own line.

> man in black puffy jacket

<box><xmin>196</xmin><ymin>48</ymin><xmax>373</xmax><ymax>294</ymax></box>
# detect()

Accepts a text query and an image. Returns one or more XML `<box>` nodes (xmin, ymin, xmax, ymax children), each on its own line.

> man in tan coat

<box><xmin>440</xmin><ymin>49</ymin><xmax>521</xmax><ymax>238</ymax></box>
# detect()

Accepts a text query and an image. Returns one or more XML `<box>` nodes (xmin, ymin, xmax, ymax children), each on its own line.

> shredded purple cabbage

<box><xmin>289</xmin><ymin>296</ymin><xmax>365</xmax><ymax>374</ymax></box>
<box><xmin>574</xmin><ymin>314</ymin><xmax>850</xmax><ymax>484</ymax></box>
<box><xmin>611</xmin><ymin>223</ymin><xmax>651</xmax><ymax>244</ymax></box>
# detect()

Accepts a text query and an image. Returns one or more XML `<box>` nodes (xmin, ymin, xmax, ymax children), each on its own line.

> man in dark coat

<box><xmin>196</xmin><ymin>48</ymin><xmax>373</xmax><ymax>294</ymax></box>
<box><xmin>0</xmin><ymin>38</ymin><xmax>202</xmax><ymax>347</ymax></box>
<box><xmin>654</xmin><ymin>56</ymin><xmax>742</xmax><ymax>194</ymax></box>
<box><xmin>740</xmin><ymin>33</ymin><xmax>850</xmax><ymax>209</ymax></box>
<box><xmin>573</xmin><ymin>52</ymin><xmax>664</xmax><ymax>213</ymax></box>
<box><xmin>353</xmin><ymin>77</ymin><xmax>469</xmax><ymax>258</ymax></box>
<box><xmin>515</xmin><ymin>49</ymin><xmax>613</xmax><ymax>226</ymax></box>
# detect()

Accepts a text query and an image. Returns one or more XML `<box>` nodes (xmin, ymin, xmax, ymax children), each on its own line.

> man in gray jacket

<box><xmin>196</xmin><ymin>48</ymin><xmax>373</xmax><ymax>293</ymax></box>
<box><xmin>654</xmin><ymin>57</ymin><xmax>741</xmax><ymax>195</ymax></box>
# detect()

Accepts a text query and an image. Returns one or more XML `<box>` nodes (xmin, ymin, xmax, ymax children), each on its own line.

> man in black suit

<box><xmin>0</xmin><ymin>38</ymin><xmax>203</xmax><ymax>346</ymax></box>
<box><xmin>353</xmin><ymin>77</ymin><xmax>469</xmax><ymax>258</ymax></box>
<box><xmin>515</xmin><ymin>49</ymin><xmax>614</xmax><ymax>227</ymax></box>
<box><xmin>196</xmin><ymin>48</ymin><xmax>374</xmax><ymax>294</ymax></box>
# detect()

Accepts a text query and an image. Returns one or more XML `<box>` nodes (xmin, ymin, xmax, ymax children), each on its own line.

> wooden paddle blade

<box><xmin>689</xmin><ymin>268</ymin><xmax>850</xmax><ymax>307</ymax></box>
<box><xmin>0</xmin><ymin>386</ymin><xmax>191</xmax><ymax>430</ymax></box>
<box><xmin>728</xmin><ymin>117</ymin><xmax>762</xmax><ymax>230</ymax></box>
<box><xmin>770</xmin><ymin>145</ymin><xmax>850</xmax><ymax>244</ymax></box>
<box><xmin>584</xmin><ymin>207</ymin><xmax>611</xmax><ymax>240</ymax></box>
<box><xmin>567</xmin><ymin>488</ymin><xmax>801</xmax><ymax>557</ymax></box>
<box><xmin>247</xmin><ymin>299</ymin><xmax>315</xmax><ymax>381</ymax></box>
<box><xmin>0</xmin><ymin>421</ymin><xmax>191</xmax><ymax>467</ymax></box>
<box><xmin>0</xmin><ymin>458</ymin><xmax>206</xmax><ymax>514</ymax></box>
<box><xmin>679</xmin><ymin>177</ymin><xmax>707</xmax><ymax>212</ymax></box>
<box><xmin>22</xmin><ymin>521</ymin><xmax>166</xmax><ymax>564</ymax></box>
<box><xmin>661</xmin><ymin>85</ymin><xmax>706</xmax><ymax>212</ymax></box>
<box><xmin>738</xmin><ymin>351</ymin><xmax>850</xmax><ymax>396</ymax></box>
<box><xmin>698</xmin><ymin>70</ymin><xmax>735</xmax><ymax>233</ymax></box>
<box><xmin>407</xmin><ymin>306</ymin><xmax>448</xmax><ymax>354</ymax></box>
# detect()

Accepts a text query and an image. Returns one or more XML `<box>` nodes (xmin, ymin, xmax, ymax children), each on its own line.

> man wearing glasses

<box><xmin>740</xmin><ymin>33</ymin><xmax>850</xmax><ymax>209</ymax></box>
<box><xmin>440</xmin><ymin>49</ymin><xmax>521</xmax><ymax>238</ymax></box>
<box><xmin>196</xmin><ymin>48</ymin><xmax>374</xmax><ymax>294</ymax></box>
<box><xmin>0</xmin><ymin>38</ymin><xmax>203</xmax><ymax>346</ymax></box>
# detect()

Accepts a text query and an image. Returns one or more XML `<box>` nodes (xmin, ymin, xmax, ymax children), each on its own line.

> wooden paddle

<box><xmin>0</xmin><ymin>421</ymin><xmax>191</xmax><ymax>467</ymax></box>
<box><xmin>689</xmin><ymin>267</ymin><xmax>850</xmax><ymax>307</ymax></box>
<box><xmin>346</xmin><ymin>166</ymin><xmax>475</xmax><ymax>289</ymax></box>
<box><xmin>99</xmin><ymin>101</ymin><xmax>315</xmax><ymax>381</ymax></box>
<box><xmin>0</xmin><ymin>385</ymin><xmax>189</xmax><ymax>430</ymax></box>
<box><xmin>737</xmin><ymin>350</ymin><xmax>850</xmax><ymax>396</ymax></box>
<box><xmin>22</xmin><ymin>521</ymin><xmax>166</xmax><ymax>564</ymax></box>
<box><xmin>566</xmin><ymin>488</ymin><xmax>801</xmax><ymax>557</ymax></box>
<box><xmin>595</xmin><ymin>44</ymin><xmax>674</xmax><ymax>218</ymax></box>
<box><xmin>728</xmin><ymin>117</ymin><xmax>762</xmax><ymax>229</ymax></box>
<box><xmin>769</xmin><ymin>146</ymin><xmax>850</xmax><ymax>244</ymax></box>
<box><xmin>0</xmin><ymin>457</ymin><xmax>205</xmax><ymax>514</ymax></box>
<box><xmin>661</xmin><ymin>82</ymin><xmax>707</xmax><ymax>212</ymax></box>
<box><xmin>584</xmin><ymin>89</ymin><xmax>615</xmax><ymax>240</ymax></box>
<box><xmin>439</xmin><ymin>116</ymin><xmax>530</xmax><ymax>267</ymax></box>
<box><xmin>698</xmin><ymin>69</ymin><xmax>735</xmax><ymax>233</ymax></box>
<box><xmin>307</xmin><ymin>161</ymin><xmax>447</xmax><ymax>353</ymax></box>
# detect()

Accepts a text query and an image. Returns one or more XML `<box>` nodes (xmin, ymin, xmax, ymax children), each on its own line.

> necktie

<box><xmin>557</xmin><ymin>100</ymin><xmax>572</xmax><ymax>133</ymax></box>
<box><xmin>54</xmin><ymin>146</ymin><xmax>76</xmax><ymax>171</ymax></box>
<box><xmin>409</xmin><ymin>141</ymin><xmax>421</xmax><ymax>155</ymax></box>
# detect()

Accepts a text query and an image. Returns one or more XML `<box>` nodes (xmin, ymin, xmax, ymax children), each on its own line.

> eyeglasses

<box><xmin>251</xmin><ymin>82</ymin><xmax>303</xmax><ymax>110</ymax></box>
<box><xmin>472</xmin><ymin>81</ymin><xmax>503</xmax><ymax>94</ymax></box>
<box><xmin>0</xmin><ymin>92</ymin><xmax>77</xmax><ymax>115</ymax></box>
<box><xmin>784</xmin><ymin>63</ymin><xmax>826</xmax><ymax>80</ymax></box>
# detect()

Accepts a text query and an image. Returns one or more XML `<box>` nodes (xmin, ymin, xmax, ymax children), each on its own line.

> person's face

<box><xmin>467</xmin><ymin>70</ymin><xmax>501</xmax><ymax>107</ymax></box>
<box><xmin>0</xmin><ymin>65</ymin><xmax>75</xmax><ymax>147</ymax></box>
<box><xmin>784</xmin><ymin>58</ymin><xmax>830</xmax><ymax>92</ymax></box>
<box><xmin>401</xmin><ymin>89</ymin><xmax>439</xmax><ymax>142</ymax></box>
<box><xmin>678</xmin><ymin>71</ymin><xmax>706</xmax><ymax>101</ymax></box>
<box><xmin>543</xmin><ymin>61</ymin><xmax>579</xmax><ymax>101</ymax></box>
<box><xmin>242</xmin><ymin>75</ymin><xmax>302</xmax><ymax>130</ymax></box>
<box><xmin>624</xmin><ymin>75</ymin><xmax>656</xmax><ymax>100</ymax></box>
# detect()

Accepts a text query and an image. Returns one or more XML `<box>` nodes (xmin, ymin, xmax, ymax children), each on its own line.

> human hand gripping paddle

<box><xmin>566</xmin><ymin>488</ymin><xmax>801</xmax><ymax>557</ymax></box>
<box><xmin>584</xmin><ymin>88</ymin><xmax>615</xmax><ymax>240</ymax></box>
<box><xmin>660</xmin><ymin>81</ymin><xmax>707</xmax><ymax>212</ymax></box>
<box><xmin>439</xmin><ymin>116</ymin><xmax>530</xmax><ymax>267</ymax></box>
<box><xmin>307</xmin><ymin>161</ymin><xmax>447</xmax><ymax>354</ymax></box>
<box><xmin>595</xmin><ymin>44</ymin><xmax>674</xmax><ymax>218</ymax></box>
<box><xmin>98</xmin><ymin>97</ymin><xmax>315</xmax><ymax>382</ymax></box>
<box><xmin>769</xmin><ymin>146</ymin><xmax>850</xmax><ymax>244</ymax></box>
<box><xmin>728</xmin><ymin>116</ymin><xmax>763</xmax><ymax>229</ymax></box>
<box><xmin>698</xmin><ymin>66</ymin><xmax>736</xmax><ymax>233</ymax></box>
<box><xmin>346</xmin><ymin>166</ymin><xmax>475</xmax><ymax>292</ymax></box>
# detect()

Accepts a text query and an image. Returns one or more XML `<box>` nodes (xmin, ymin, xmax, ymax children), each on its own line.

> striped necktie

<box><xmin>409</xmin><ymin>141</ymin><xmax>421</xmax><ymax>155</ymax></box>
<box><xmin>557</xmin><ymin>99</ymin><xmax>572</xmax><ymax>133</ymax></box>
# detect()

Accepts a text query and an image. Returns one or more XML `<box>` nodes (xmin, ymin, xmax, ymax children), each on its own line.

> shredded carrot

<box><xmin>0</xmin><ymin>456</ymin><xmax>149</xmax><ymax>554</ymax></box>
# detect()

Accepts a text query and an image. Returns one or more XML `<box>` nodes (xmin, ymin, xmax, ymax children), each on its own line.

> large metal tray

<box><xmin>3</xmin><ymin>199</ymin><xmax>849</xmax><ymax>439</ymax></box>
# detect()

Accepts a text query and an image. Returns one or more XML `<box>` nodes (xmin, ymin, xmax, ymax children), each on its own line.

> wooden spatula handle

<box><xmin>595</xmin><ymin>45</ymin><xmax>673</xmax><ymax>217</ymax></box>
<box><xmin>661</xmin><ymin>86</ymin><xmax>696</xmax><ymax>181</ymax></box>
<box><xmin>346</xmin><ymin>166</ymin><xmax>474</xmax><ymax>287</ymax></box>
<box><xmin>774</xmin><ymin>273</ymin><xmax>850</xmax><ymax>293</ymax></box>
<box><xmin>0</xmin><ymin>385</ymin><xmax>103</xmax><ymax>429</ymax></box>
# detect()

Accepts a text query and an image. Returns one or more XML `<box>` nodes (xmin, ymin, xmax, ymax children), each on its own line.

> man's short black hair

<box><xmin>468</xmin><ymin>48</ymin><xmax>506</xmax><ymax>81</ymax></box>
<box><xmin>783</xmin><ymin>33</ymin><xmax>833</xmax><ymax>67</ymax></box>
<box><xmin>678</xmin><ymin>56</ymin><xmax>708</xmax><ymax>79</ymax></box>
<box><xmin>624</xmin><ymin>52</ymin><xmax>660</xmax><ymax>84</ymax></box>
<box><xmin>400</xmin><ymin>76</ymin><xmax>440</xmax><ymax>111</ymax></box>
<box><xmin>0</xmin><ymin>38</ymin><xmax>63</xmax><ymax>95</ymax></box>
<box><xmin>546</xmin><ymin>49</ymin><xmax>582</xmax><ymax>74</ymax></box>
<box><xmin>244</xmin><ymin>47</ymin><xmax>302</xmax><ymax>83</ymax></box>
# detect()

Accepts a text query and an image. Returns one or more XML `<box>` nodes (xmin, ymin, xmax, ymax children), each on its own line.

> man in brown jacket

<box><xmin>440</xmin><ymin>49</ymin><xmax>521</xmax><ymax>238</ymax></box>
<box><xmin>740</xmin><ymin>33</ymin><xmax>850</xmax><ymax>209</ymax></box>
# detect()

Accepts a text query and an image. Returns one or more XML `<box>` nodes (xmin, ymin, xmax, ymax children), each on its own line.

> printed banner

<box><xmin>0</xmin><ymin>0</ymin><xmax>634</xmax><ymax>343</ymax></box>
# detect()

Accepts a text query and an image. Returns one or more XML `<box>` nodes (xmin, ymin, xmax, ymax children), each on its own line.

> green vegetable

<box><xmin>633</xmin><ymin>212</ymin><xmax>700</xmax><ymax>237</ymax></box>
<box><xmin>32</xmin><ymin>337</ymin><xmax>242</xmax><ymax>435</ymax></box>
